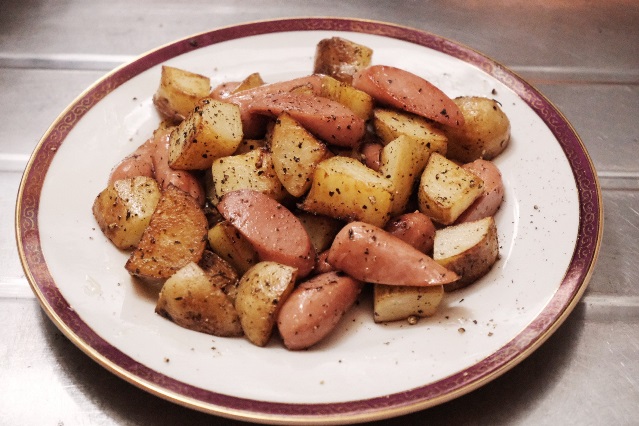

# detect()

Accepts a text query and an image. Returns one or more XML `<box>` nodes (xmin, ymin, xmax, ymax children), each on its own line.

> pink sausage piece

<box><xmin>108</xmin><ymin>138</ymin><xmax>155</xmax><ymax>184</ymax></box>
<box><xmin>248</xmin><ymin>91</ymin><xmax>366</xmax><ymax>148</ymax></box>
<box><xmin>358</xmin><ymin>140</ymin><xmax>383</xmax><ymax>172</ymax></box>
<box><xmin>277</xmin><ymin>271</ymin><xmax>362</xmax><ymax>350</ymax></box>
<box><xmin>384</xmin><ymin>211</ymin><xmax>436</xmax><ymax>255</ymax></box>
<box><xmin>108</xmin><ymin>128</ymin><xmax>205</xmax><ymax>205</ymax></box>
<box><xmin>327</xmin><ymin>221</ymin><xmax>458</xmax><ymax>286</ymax></box>
<box><xmin>217</xmin><ymin>189</ymin><xmax>316</xmax><ymax>278</ymax></box>
<box><xmin>352</xmin><ymin>65</ymin><xmax>464</xmax><ymax>128</ymax></box>
<box><xmin>456</xmin><ymin>159</ymin><xmax>505</xmax><ymax>223</ymax></box>
<box><xmin>314</xmin><ymin>250</ymin><xmax>335</xmax><ymax>275</ymax></box>
<box><xmin>225</xmin><ymin>75</ymin><xmax>324</xmax><ymax>139</ymax></box>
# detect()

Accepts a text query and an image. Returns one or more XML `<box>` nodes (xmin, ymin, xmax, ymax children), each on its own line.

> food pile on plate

<box><xmin>92</xmin><ymin>37</ymin><xmax>510</xmax><ymax>350</ymax></box>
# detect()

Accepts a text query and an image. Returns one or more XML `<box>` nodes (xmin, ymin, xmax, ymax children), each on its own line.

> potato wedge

<box><xmin>155</xmin><ymin>262</ymin><xmax>242</xmax><ymax>337</ymax></box>
<box><xmin>232</xmin><ymin>72</ymin><xmax>265</xmax><ymax>93</ymax></box>
<box><xmin>373</xmin><ymin>108</ymin><xmax>448</xmax><ymax>155</ymax></box>
<box><xmin>92</xmin><ymin>176</ymin><xmax>161</xmax><ymax>250</ymax></box>
<box><xmin>417</xmin><ymin>152</ymin><xmax>484</xmax><ymax>225</ymax></box>
<box><xmin>296</xmin><ymin>212</ymin><xmax>343</xmax><ymax>253</ymax></box>
<box><xmin>168</xmin><ymin>99</ymin><xmax>243</xmax><ymax>170</ymax></box>
<box><xmin>319</xmin><ymin>75</ymin><xmax>374</xmax><ymax>120</ymax></box>
<box><xmin>379</xmin><ymin>134</ymin><xmax>434</xmax><ymax>216</ymax></box>
<box><xmin>433</xmin><ymin>216</ymin><xmax>499</xmax><ymax>291</ymax></box>
<box><xmin>209</xmin><ymin>148</ymin><xmax>286</xmax><ymax>205</ymax></box>
<box><xmin>373</xmin><ymin>284</ymin><xmax>443</xmax><ymax>323</ymax></box>
<box><xmin>153</xmin><ymin>65</ymin><xmax>211</xmax><ymax>122</ymax></box>
<box><xmin>300</xmin><ymin>156</ymin><xmax>395</xmax><ymax>227</ymax></box>
<box><xmin>198</xmin><ymin>250</ymin><xmax>240</xmax><ymax>303</ymax></box>
<box><xmin>207</xmin><ymin>220</ymin><xmax>259</xmax><ymax>276</ymax></box>
<box><xmin>313</xmin><ymin>37</ymin><xmax>373</xmax><ymax>84</ymax></box>
<box><xmin>235</xmin><ymin>261</ymin><xmax>297</xmax><ymax>346</ymax></box>
<box><xmin>443</xmin><ymin>96</ymin><xmax>511</xmax><ymax>162</ymax></box>
<box><xmin>125</xmin><ymin>185</ymin><xmax>208</xmax><ymax>280</ymax></box>
<box><xmin>270</xmin><ymin>113</ymin><xmax>332</xmax><ymax>197</ymax></box>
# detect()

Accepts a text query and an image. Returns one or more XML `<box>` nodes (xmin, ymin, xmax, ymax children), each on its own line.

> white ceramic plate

<box><xmin>16</xmin><ymin>18</ymin><xmax>602</xmax><ymax>424</ymax></box>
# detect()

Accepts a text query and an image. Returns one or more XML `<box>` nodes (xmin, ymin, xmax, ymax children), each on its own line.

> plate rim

<box><xmin>15</xmin><ymin>16</ymin><xmax>603</xmax><ymax>424</ymax></box>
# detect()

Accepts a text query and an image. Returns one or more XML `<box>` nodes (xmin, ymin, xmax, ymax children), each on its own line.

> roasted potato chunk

<box><xmin>300</xmin><ymin>156</ymin><xmax>395</xmax><ymax>227</ymax></box>
<box><xmin>313</xmin><ymin>37</ymin><xmax>373</xmax><ymax>84</ymax></box>
<box><xmin>198</xmin><ymin>250</ymin><xmax>240</xmax><ymax>302</ymax></box>
<box><xmin>92</xmin><ymin>176</ymin><xmax>161</xmax><ymax>250</ymax></box>
<box><xmin>417</xmin><ymin>153</ymin><xmax>484</xmax><ymax>225</ymax></box>
<box><xmin>125</xmin><ymin>185</ymin><xmax>208</xmax><ymax>280</ymax></box>
<box><xmin>319</xmin><ymin>75</ymin><xmax>374</xmax><ymax>120</ymax></box>
<box><xmin>373</xmin><ymin>108</ymin><xmax>448</xmax><ymax>155</ymax></box>
<box><xmin>153</xmin><ymin>66</ymin><xmax>211</xmax><ymax>122</ymax></box>
<box><xmin>235</xmin><ymin>261</ymin><xmax>297</xmax><ymax>346</ymax></box>
<box><xmin>443</xmin><ymin>96</ymin><xmax>510</xmax><ymax>162</ymax></box>
<box><xmin>156</xmin><ymin>261</ymin><xmax>242</xmax><ymax>337</ymax></box>
<box><xmin>433</xmin><ymin>216</ymin><xmax>499</xmax><ymax>291</ymax></box>
<box><xmin>207</xmin><ymin>220</ymin><xmax>259</xmax><ymax>276</ymax></box>
<box><xmin>379</xmin><ymin>135</ymin><xmax>434</xmax><ymax>216</ymax></box>
<box><xmin>271</xmin><ymin>113</ymin><xmax>332</xmax><ymax>197</ymax></box>
<box><xmin>296</xmin><ymin>212</ymin><xmax>344</xmax><ymax>253</ymax></box>
<box><xmin>168</xmin><ymin>99</ymin><xmax>243</xmax><ymax>170</ymax></box>
<box><xmin>209</xmin><ymin>148</ymin><xmax>286</xmax><ymax>205</ymax></box>
<box><xmin>373</xmin><ymin>284</ymin><xmax>443</xmax><ymax>323</ymax></box>
<box><xmin>232</xmin><ymin>72</ymin><xmax>265</xmax><ymax>93</ymax></box>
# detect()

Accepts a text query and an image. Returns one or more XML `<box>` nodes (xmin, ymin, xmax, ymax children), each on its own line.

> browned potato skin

<box><xmin>235</xmin><ymin>261</ymin><xmax>297</xmax><ymax>347</ymax></box>
<box><xmin>443</xmin><ymin>96</ymin><xmax>511</xmax><ymax>163</ymax></box>
<box><xmin>92</xmin><ymin>176</ymin><xmax>161</xmax><ymax>250</ymax></box>
<box><xmin>155</xmin><ymin>262</ymin><xmax>242</xmax><ymax>337</ymax></box>
<box><xmin>153</xmin><ymin>66</ymin><xmax>211</xmax><ymax>123</ymax></box>
<box><xmin>384</xmin><ymin>211</ymin><xmax>436</xmax><ymax>255</ymax></box>
<box><xmin>277</xmin><ymin>271</ymin><xmax>363</xmax><ymax>350</ymax></box>
<box><xmin>207</xmin><ymin>221</ymin><xmax>258</xmax><ymax>276</ymax></box>
<box><xmin>198</xmin><ymin>250</ymin><xmax>240</xmax><ymax>303</ymax></box>
<box><xmin>434</xmin><ymin>216</ymin><xmax>499</xmax><ymax>291</ymax></box>
<box><xmin>313</xmin><ymin>37</ymin><xmax>373</xmax><ymax>84</ymax></box>
<box><xmin>125</xmin><ymin>185</ymin><xmax>208</xmax><ymax>281</ymax></box>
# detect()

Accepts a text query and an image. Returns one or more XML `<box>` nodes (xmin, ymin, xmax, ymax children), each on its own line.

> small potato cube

<box><xmin>207</xmin><ymin>220</ymin><xmax>259</xmax><ymax>275</ymax></box>
<box><xmin>153</xmin><ymin>66</ymin><xmax>211</xmax><ymax>122</ymax></box>
<box><xmin>168</xmin><ymin>99</ymin><xmax>243</xmax><ymax>170</ymax></box>
<box><xmin>235</xmin><ymin>261</ymin><xmax>297</xmax><ymax>347</ymax></box>
<box><xmin>373</xmin><ymin>108</ymin><xmax>448</xmax><ymax>155</ymax></box>
<box><xmin>373</xmin><ymin>284</ymin><xmax>443</xmax><ymax>323</ymax></box>
<box><xmin>92</xmin><ymin>176</ymin><xmax>161</xmax><ymax>250</ymax></box>
<box><xmin>417</xmin><ymin>152</ymin><xmax>484</xmax><ymax>225</ymax></box>
<box><xmin>443</xmin><ymin>96</ymin><xmax>511</xmax><ymax>162</ymax></box>
<box><xmin>198</xmin><ymin>250</ymin><xmax>240</xmax><ymax>302</ymax></box>
<box><xmin>300</xmin><ymin>156</ymin><xmax>395</xmax><ymax>227</ymax></box>
<box><xmin>319</xmin><ymin>75</ymin><xmax>374</xmax><ymax>120</ymax></box>
<box><xmin>232</xmin><ymin>72</ymin><xmax>265</xmax><ymax>93</ymax></box>
<box><xmin>296</xmin><ymin>212</ymin><xmax>343</xmax><ymax>253</ymax></box>
<box><xmin>209</xmin><ymin>148</ymin><xmax>286</xmax><ymax>205</ymax></box>
<box><xmin>434</xmin><ymin>216</ymin><xmax>499</xmax><ymax>291</ymax></box>
<box><xmin>271</xmin><ymin>113</ymin><xmax>332</xmax><ymax>197</ymax></box>
<box><xmin>379</xmin><ymin>135</ymin><xmax>434</xmax><ymax>216</ymax></box>
<box><xmin>125</xmin><ymin>185</ymin><xmax>208</xmax><ymax>281</ymax></box>
<box><xmin>156</xmin><ymin>262</ymin><xmax>243</xmax><ymax>337</ymax></box>
<box><xmin>313</xmin><ymin>37</ymin><xmax>373</xmax><ymax>84</ymax></box>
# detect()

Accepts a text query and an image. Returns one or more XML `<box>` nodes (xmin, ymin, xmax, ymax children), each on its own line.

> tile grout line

<box><xmin>0</xmin><ymin>53</ymin><xmax>638</xmax><ymax>84</ymax></box>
